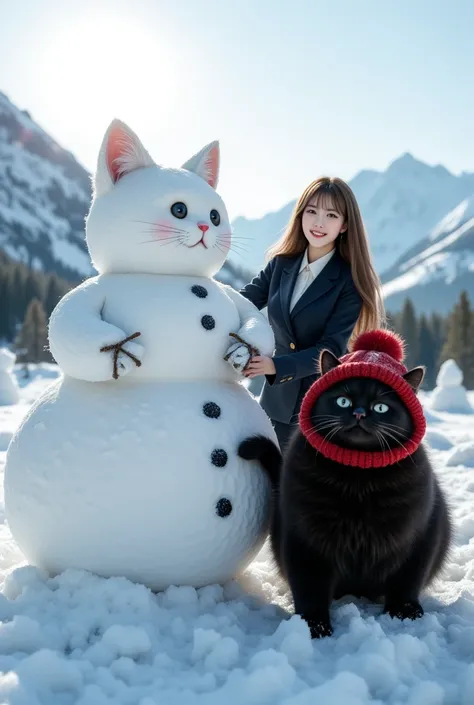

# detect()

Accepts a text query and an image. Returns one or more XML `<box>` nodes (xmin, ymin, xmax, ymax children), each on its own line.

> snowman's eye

<box><xmin>210</xmin><ymin>209</ymin><xmax>220</xmax><ymax>226</ymax></box>
<box><xmin>373</xmin><ymin>402</ymin><xmax>389</xmax><ymax>413</ymax></box>
<box><xmin>171</xmin><ymin>202</ymin><xmax>188</xmax><ymax>219</ymax></box>
<box><xmin>336</xmin><ymin>396</ymin><xmax>352</xmax><ymax>408</ymax></box>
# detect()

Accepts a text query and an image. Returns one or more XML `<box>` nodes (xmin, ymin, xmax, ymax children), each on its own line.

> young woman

<box><xmin>239</xmin><ymin>176</ymin><xmax>385</xmax><ymax>449</ymax></box>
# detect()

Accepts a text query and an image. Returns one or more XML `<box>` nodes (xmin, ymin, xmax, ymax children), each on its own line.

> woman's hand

<box><xmin>244</xmin><ymin>355</ymin><xmax>276</xmax><ymax>378</ymax></box>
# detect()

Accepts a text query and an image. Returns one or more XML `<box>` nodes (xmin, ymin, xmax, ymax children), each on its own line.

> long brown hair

<box><xmin>267</xmin><ymin>177</ymin><xmax>385</xmax><ymax>341</ymax></box>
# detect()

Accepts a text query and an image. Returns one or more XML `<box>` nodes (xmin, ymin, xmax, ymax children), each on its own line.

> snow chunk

<box><xmin>101</xmin><ymin>625</ymin><xmax>152</xmax><ymax>658</ymax></box>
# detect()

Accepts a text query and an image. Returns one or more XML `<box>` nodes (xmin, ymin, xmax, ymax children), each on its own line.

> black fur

<box><xmin>238</xmin><ymin>356</ymin><xmax>452</xmax><ymax>639</ymax></box>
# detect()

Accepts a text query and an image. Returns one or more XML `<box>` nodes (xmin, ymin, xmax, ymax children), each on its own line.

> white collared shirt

<box><xmin>289</xmin><ymin>248</ymin><xmax>335</xmax><ymax>312</ymax></box>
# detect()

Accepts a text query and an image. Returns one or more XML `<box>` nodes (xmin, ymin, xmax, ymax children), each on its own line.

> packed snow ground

<box><xmin>1</xmin><ymin>366</ymin><xmax>474</xmax><ymax>704</ymax></box>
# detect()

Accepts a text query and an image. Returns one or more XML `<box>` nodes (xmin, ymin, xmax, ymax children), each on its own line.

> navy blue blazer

<box><xmin>239</xmin><ymin>250</ymin><xmax>363</xmax><ymax>424</ymax></box>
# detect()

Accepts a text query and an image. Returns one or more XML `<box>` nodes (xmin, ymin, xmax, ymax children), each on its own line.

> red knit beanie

<box><xmin>299</xmin><ymin>330</ymin><xmax>426</xmax><ymax>468</ymax></box>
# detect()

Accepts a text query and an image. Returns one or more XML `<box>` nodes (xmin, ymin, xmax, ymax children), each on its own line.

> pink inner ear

<box><xmin>106</xmin><ymin>125</ymin><xmax>132</xmax><ymax>183</ymax></box>
<box><xmin>205</xmin><ymin>145</ymin><xmax>219</xmax><ymax>188</ymax></box>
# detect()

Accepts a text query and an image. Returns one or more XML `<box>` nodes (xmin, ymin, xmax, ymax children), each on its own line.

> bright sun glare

<box><xmin>39</xmin><ymin>15</ymin><xmax>176</xmax><ymax>163</ymax></box>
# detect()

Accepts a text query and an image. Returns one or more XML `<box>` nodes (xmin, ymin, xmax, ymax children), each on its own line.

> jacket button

<box><xmin>290</xmin><ymin>342</ymin><xmax>296</xmax><ymax>350</ymax></box>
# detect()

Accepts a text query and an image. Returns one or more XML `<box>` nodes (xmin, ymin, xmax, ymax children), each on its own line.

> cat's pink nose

<box><xmin>198</xmin><ymin>223</ymin><xmax>209</xmax><ymax>233</ymax></box>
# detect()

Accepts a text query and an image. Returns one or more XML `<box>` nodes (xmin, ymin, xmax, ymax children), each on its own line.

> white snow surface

<box><xmin>0</xmin><ymin>350</ymin><xmax>19</xmax><ymax>406</ymax></box>
<box><xmin>1</xmin><ymin>373</ymin><xmax>474</xmax><ymax>702</ymax></box>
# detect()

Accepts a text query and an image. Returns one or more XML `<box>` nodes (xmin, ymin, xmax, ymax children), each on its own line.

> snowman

<box><xmin>4</xmin><ymin>120</ymin><xmax>278</xmax><ymax>591</ymax></box>
<box><xmin>0</xmin><ymin>348</ymin><xmax>20</xmax><ymax>406</ymax></box>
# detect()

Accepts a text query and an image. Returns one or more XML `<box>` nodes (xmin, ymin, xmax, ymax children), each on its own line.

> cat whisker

<box><xmin>214</xmin><ymin>243</ymin><xmax>230</xmax><ymax>257</ymax></box>
<box><xmin>228</xmin><ymin>234</ymin><xmax>256</xmax><ymax>241</ymax></box>
<box><xmin>378</xmin><ymin>429</ymin><xmax>414</xmax><ymax>463</ymax></box>
<box><xmin>139</xmin><ymin>237</ymin><xmax>183</xmax><ymax>245</ymax></box>
<box><xmin>305</xmin><ymin>421</ymin><xmax>342</xmax><ymax>444</ymax></box>
<box><xmin>324</xmin><ymin>424</ymin><xmax>344</xmax><ymax>444</ymax></box>
<box><xmin>305</xmin><ymin>423</ymin><xmax>337</xmax><ymax>441</ymax></box>
<box><xmin>141</xmin><ymin>230</ymin><xmax>183</xmax><ymax>240</ymax></box>
<box><xmin>221</xmin><ymin>247</ymin><xmax>247</xmax><ymax>261</ymax></box>
<box><xmin>132</xmin><ymin>220</ymin><xmax>188</xmax><ymax>234</ymax></box>
<box><xmin>140</xmin><ymin>225</ymin><xmax>186</xmax><ymax>234</ymax></box>
<box><xmin>378</xmin><ymin>423</ymin><xmax>409</xmax><ymax>440</ymax></box>
<box><xmin>309</xmin><ymin>418</ymin><xmax>340</xmax><ymax>429</ymax></box>
<box><xmin>378</xmin><ymin>421</ymin><xmax>410</xmax><ymax>433</ymax></box>
<box><xmin>226</xmin><ymin>243</ymin><xmax>250</xmax><ymax>254</ymax></box>
<box><xmin>313</xmin><ymin>421</ymin><xmax>341</xmax><ymax>434</ymax></box>
<box><xmin>375</xmin><ymin>430</ymin><xmax>390</xmax><ymax>454</ymax></box>
<box><xmin>157</xmin><ymin>236</ymin><xmax>187</xmax><ymax>248</ymax></box>
<box><xmin>312</xmin><ymin>414</ymin><xmax>340</xmax><ymax>420</ymax></box>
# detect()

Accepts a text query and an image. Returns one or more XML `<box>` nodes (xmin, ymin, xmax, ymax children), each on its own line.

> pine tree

<box><xmin>24</xmin><ymin>271</ymin><xmax>45</xmax><ymax>311</ymax></box>
<box><xmin>398</xmin><ymin>298</ymin><xmax>419</xmax><ymax>369</ymax></box>
<box><xmin>8</xmin><ymin>264</ymin><xmax>27</xmax><ymax>328</ymax></box>
<box><xmin>441</xmin><ymin>291</ymin><xmax>474</xmax><ymax>388</ymax></box>
<box><xmin>0</xmin><ymin>270</ymin><xmax>12</xmax><ymax>341</ymax></box>
<box><xmin>418</xmin><ymin>315</ymin><xmax>436</xmax><ymax>388</ymax></box>
<box><xmin>0</xmin><ymin>249</ymin><xmax>72</xmax><ymax>344</ymax></box>
<box><xmin>16</xmin><ymin>299</ymin><xmax>49</xmax><ymax>364</ymax></box>
<box><xmin>44</xmin><ymin>275</ymin><xmax>67</xmax><ymax>318</ymax></box>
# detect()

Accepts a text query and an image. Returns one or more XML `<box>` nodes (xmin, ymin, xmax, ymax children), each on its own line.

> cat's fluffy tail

<box><xmin>238</xmin><ymin>435</ymin><xmax>281</xmax><ymax>488</ymax></box>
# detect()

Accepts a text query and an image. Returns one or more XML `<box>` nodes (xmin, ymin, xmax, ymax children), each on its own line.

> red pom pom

<box><xmin>352</xmin><ymin>329</ymin><xmax>405</xmax><ymax>362</ymax></box>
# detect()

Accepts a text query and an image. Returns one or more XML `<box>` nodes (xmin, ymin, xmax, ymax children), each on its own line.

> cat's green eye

<box><xmin>336</xmin><ymin>396</ymin><xmax>352</xmax><ymax>408</ymax></box>
<box><xmin>210</xmin><ymin>209</ymin><xmax>220</xmax><ymax>226</ymax></box>
<box><xmin>171</xmin><ymin>202</ymin><xmax>188</xmax><ymax>219</ymax></box>
<box><xmin>373</xmin><ymin>402</ymin><xmax>389</xmax><ymax>413</ymax></box>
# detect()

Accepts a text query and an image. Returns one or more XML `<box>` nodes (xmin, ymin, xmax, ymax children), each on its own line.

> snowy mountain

<box><xmin>0</xmin><ymin>92</ymin><xmax>252</xmax><ymax>290</ymax></box>
<box><xmin>231</xmin><ymin>154</ymin><xmax>474</xmax><ymax>277</ymax></box>
<box><xmin>0</xmin><ymin>92</ymin><xmax>92</xmax><ymax>281</ymax></box>
<box><xmin>382</xmin><ymin>196</ymin><xmax>474</xmax><ymax>314</ymax></box>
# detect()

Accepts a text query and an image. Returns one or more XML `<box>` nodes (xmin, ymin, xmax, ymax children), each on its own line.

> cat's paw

<box><xmin>303</xmin><ymin>615</ymin><xmax>333</xmax><ymax>639</ymax></box>
<box><xmin>384</xmin><ymin>600</ymin><xmax>424</xmax><ymax>621</ymax></box>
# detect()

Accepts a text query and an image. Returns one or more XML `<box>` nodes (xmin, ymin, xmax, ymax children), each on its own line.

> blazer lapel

<box><xmin>279</xmin><ymin>253</ymin><xmax>303</xmax><ymax>336</ymax></box>
<box><xmin>290</xmin><ymin>252</ymin><xmax>342</xmax><ymax>319</ymax></box>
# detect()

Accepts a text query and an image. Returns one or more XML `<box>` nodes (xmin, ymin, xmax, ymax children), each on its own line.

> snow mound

<box><xmin>424</xmin><ymin>429</ymin><xmax>454</xmax><ymax>451</ymax></box>
<box><xmin>445</xmin><ymin>441</ymin><xmax>474</xmax><ymax>468</ymax></box>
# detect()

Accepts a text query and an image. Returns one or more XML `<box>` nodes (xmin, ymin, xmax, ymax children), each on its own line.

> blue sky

<box><xmin>1</xmin><ymin>0</ymin><xmax>473</xmax><ymax>218</ymax></box>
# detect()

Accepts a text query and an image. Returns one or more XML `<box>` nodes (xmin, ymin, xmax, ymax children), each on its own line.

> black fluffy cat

<box><xmin>239</xmin><ymin>330</ymin><xmax>452</xmax><ymax>639</ymax></box>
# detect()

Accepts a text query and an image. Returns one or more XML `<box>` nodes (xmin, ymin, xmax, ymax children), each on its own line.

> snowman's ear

<box><xmin>93</xmin><ymin>119</ymin><xmax>156</xmax><ymax>196</ymax></box>
<box><xmin>181</xmin><ymin>141</ymin><xmax>220</xmax><ymax>189</ymax></box>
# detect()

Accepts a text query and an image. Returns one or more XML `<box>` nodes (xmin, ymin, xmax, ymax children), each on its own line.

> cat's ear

<box><xmin>93</xmin><ymin>119</ymin><xmax>155</xmax><ymax>196</ymax></box>
<box><xmin>403</xmin><ymin>366</ymin><xmax>425</xmax><ymax>392</ymax></box>
<box><xmin>319</xmin><ymin>349</ymin><xmax>341</xmax><ymax>375</ymax></box>
<box><xmin>182</xmin><ymin>141</ymin><xmax>220</xmax><ymax>189</ymax></box>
